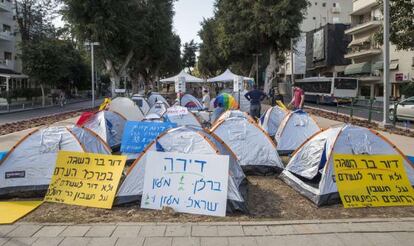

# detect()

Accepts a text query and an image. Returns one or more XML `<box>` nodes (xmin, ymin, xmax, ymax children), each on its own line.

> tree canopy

<box><xmin>181</xmin><ymin>40</ymin><xmax>198</xmax><ymax>73</ymax></box>
<box><xmin>198</xmin><ymin>0</ymin><xmax>308</xmax><ymax>92</ymax></box>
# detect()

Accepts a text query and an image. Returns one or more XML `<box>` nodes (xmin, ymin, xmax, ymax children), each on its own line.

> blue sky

<box><xmin>173</xmin><ymin>0</ymin><xmax>215</xmax><ymax>44</ymax></box>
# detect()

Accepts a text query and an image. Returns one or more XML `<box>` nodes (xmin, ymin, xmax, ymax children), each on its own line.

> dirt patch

<box><xmin>21</xmin><ymin>176</ymin><xmax>414</xmax><ymax>223</ymax></box>
<box><xmin>307</xmin><ymin>108</ymin><xmax>414</xmax><ymax>137</ymax></box>
<box><xmin>0</xmin><ymin>109</ymin><xmax>96</xmax><ymax>136</ymax></box>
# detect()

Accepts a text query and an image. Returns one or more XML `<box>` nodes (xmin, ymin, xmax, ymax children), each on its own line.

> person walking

<box><xmin>245</xmin><ymin>85</ymin><xmax>267</xmax><ymax>119</ymax></box>
<box><xmin>201</xmin><ymin>89</ymin><xmax>210</xmax><ymax>110</ymax></box>
<box><xmin>288</xmin><ymin>84</ymin><xmax>305</xmax><ymax>110</ymax></box>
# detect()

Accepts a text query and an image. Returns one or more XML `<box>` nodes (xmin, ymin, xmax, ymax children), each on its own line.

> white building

<box><xmin>344</xmin><ymin>0</ymin><xmax>414</xmax><ymax>100</ymax></box>
<box><xmin>279</xmin><ymin>0</ymin><xmax>353</xmax><ymax>92</ymax></box>
<box><xmin>0</xmin><ymin>0</ymin><xmax>27</xmax><ymax>94</ymax></box>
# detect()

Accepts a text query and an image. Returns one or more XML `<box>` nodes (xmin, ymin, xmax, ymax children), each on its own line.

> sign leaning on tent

<box><xmin>333</xmin><ymin>154</ymin><xmax>414</xmax><ymax>208</ymax></box>
<box><xmin>121</xmin><ymin>121</ymin><xmax>177</xmax><ymax>153</ymax></box>
<box><xmin>141</xmin><ymin>151</ymin><xmax>229</xmax><ymax>217</ymax></box>
<box><xmin>44</xmin><ymin>151</ymin><xmax>126</xmax><ymax>209</ymax></box>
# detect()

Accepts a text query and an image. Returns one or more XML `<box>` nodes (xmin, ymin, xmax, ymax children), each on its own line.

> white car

<box><xmin>389</xmin><ymin>97</ymin><xmax>414</xmax><ymax>121</ymax></box>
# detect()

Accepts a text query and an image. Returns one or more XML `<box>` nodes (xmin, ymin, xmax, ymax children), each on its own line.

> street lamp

<box><xmin>252</xmin><ymin>53</ymin><xmax>262</xmax><ymax>86</ymax></box>
<box><xmin>85</xmin><ymin>41</ymin><xmax>100</xmax><ymax>108</ymax></box>
<box><xmin>382</xmin><ymin>0</ymin><xmax>391</xmax><ymax>127</ymax></box>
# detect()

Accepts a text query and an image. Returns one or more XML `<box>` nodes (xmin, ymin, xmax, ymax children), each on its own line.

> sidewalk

<box><xmin>1</xmin><ymin>218</ymin><xmax>413</xmax><ymax>245</ymax></box>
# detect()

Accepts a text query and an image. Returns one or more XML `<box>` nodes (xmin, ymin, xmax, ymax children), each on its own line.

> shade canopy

<box><xmin>344</xmin><ymin>62</ymin><xmax>371</xmax><ymax>75</ymax></box>
<box><xmin>207</xmin><ymin>69</ymin><xmax>254</xmax><ymax>83</ymax></box>
<box><xmin>160</xmin><ymin>70</ymin><xmax>204</xmax><ymax>83</ymax></box>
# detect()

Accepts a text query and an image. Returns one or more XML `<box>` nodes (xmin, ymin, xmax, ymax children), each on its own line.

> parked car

<box><xmin>389</xmin><ymin>96</ymin><xmax>414</xmax><ymax>121</ymax></box>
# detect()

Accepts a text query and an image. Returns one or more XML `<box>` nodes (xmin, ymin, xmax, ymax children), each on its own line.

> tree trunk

<box><xmin>264</xmin><ymin>49</ymin><xmax>278</xmax><ymax>95</ymax></box>
<box><xmin>104</xmin><ymin>50</ymin><xmax>134</xmax><ymax>97</ymax></box>
<box><xmin>40</xmin><ymin>83</ymin><xmax>45</xmax><ymax>107</ymax></box>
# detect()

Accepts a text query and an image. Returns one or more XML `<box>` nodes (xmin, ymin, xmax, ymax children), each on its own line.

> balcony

<box><xmin>345</xmin><ymin>20</ymin><xmax>382</xmax><ymax>35</ymax></box>
<box><xmin>0</xmin><ymin>31</ymin><xmax>13</xmax><ymax>41</ymax></box>
<box><xmin>0</xmin><ymin>0</ymin><xmax>12</xmax><ymax>12</ymax></box>
<box><xmin>0</xmin><ymin>59</ymin><xmax>14</xmax><ymax>70</ymax></box>
<box><xmin>352</xmin><ymin>0</ymin><xmax>378</xmax><ymax>16</ymax></box>
<box><xmin>345</xmin><ymin>48</ymin><xmax>382</xmax><ymax>60</ymax></box>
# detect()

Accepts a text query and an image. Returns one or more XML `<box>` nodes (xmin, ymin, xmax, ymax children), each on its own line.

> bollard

<box><xmin>368</xmin><ymin>99</ymin><xmax>374</xmax><ymax>123</ymax></box>
<box><xmin>350</xmin><ymin>98</ymin><xmax>354</xmax><ymax>119</ymax></box>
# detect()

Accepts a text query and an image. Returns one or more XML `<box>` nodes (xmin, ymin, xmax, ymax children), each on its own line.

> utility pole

<box><xmin>382</xmin><ymin>0</ymin><xmax>391</xmax><ymax>127</ymax></box>
<box><xmin>252</xmin><ymin>53</ymin><xmax>262</xmax><ymax>86</ymax></box>
<box><xmin>85</xmin><ymin>42</ymin><xmax>100</xmax><ymax>108</ymax></box>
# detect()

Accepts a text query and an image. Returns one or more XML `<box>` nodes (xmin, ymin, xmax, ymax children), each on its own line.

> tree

<box><xmin>204</xmin><ymin>0</ymin><xmax>308</xmax><ymax>92</ymax></box>
<box><xmin>181</xmin><ymin>40</ymin><xmax>198</xmax><ymax>72</ymax></box>
<box><xmin>377</xmin><ymin>0</ymin><xmax>414</xmax><ymax>50</ymax></box>
<box><xmin>61</xmin><ymin>0</ymin><xmax>147</xmax><ymax>96</ymax></box>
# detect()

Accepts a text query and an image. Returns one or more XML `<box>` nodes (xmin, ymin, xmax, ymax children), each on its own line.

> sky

<box><xmin>173</xmin><ymin>0</ymin><xmax>215</xmax><ymax>44</ymax></box>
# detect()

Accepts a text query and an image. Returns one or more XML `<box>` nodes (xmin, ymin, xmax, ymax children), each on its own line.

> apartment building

<box><xmin>0</xmin><ymin>0</ymin><xmax>27</xmax><ymax>94</ymax></box>
<box><xmin>279</xmin><ymin>0</ymin><xmax>353</xmax><ymax>93</ymax></box>
<box><xmin>344</xmin><ymin>0</ymin><xmax>414</xmax><ymax>100</ymax></box>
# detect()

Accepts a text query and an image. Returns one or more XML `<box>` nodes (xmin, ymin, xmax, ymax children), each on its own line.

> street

<box><xmin>306</xmin><ymin>102</ymin><xmax>414</xmax><ymax>129</ymax></box>
<box><xmin>0</xmin><ymin>99</ymin><xmax>103</xmax><ymax>126</ymax></box>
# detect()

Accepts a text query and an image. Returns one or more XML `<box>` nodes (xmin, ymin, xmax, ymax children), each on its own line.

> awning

<box><xmin>0</xmin><ymin>73</ymin><xmax>29</xmax><ymax>79</ymax></box>
<box><xmin>372</xmin><ymin>61</ymin><xmax>399</xmax><ymax>71</ymax></box>
<box><xmin>160</xmin><ymin>70</ymin><xmax>204</xmax><ymax>83</ymax></box>
<box><xmin>344</xmin><ymin>62</ymin><xmax>372</xmax><ymax>75</ymax></box>
<box><xmin>348</xmin><ymin>36</ymin><xmax>371</xmax><ymax>47</ymax></box>
<box><xmin>207</xmin><ymin>68</ymin><xmax>254</xmax><ymax>82</ymax></box>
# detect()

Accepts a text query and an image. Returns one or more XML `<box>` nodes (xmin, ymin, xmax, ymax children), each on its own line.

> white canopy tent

<box><xmin>160</xmin><ymin>70</ymin><xmax>204</xmax><ymax>83</ymax></box>
<box><xmin>207</xmin><ymin>69</ymin><xmax>253</xmax><ymax>83</ymax></box>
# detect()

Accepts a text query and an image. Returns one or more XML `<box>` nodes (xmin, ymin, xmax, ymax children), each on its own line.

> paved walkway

<box><xmin>1</xmin><ymin>218</ymin><xmax>413</xmax><ymax>245</ymax></box>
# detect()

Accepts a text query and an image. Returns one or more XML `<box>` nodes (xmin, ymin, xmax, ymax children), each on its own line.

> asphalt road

<box><xmin>0</xmin><ymin>99</ymin><xmax>103</xmax><ymax>126</ymax></box>
<box><xmin>306</xmin><ymin>102</ymin><xmax>413</xmax><ymax>129</ymax></box>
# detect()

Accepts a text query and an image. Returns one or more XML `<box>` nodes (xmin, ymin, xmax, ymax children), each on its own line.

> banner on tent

<box><xmin>44</xmin><ymin>151</ymin><xmax>126</xmax><ymax>209</ymax></box>
<box><xmin>141</xmin><ymin>151</ymin><xmax>229</xmax><ymax>217</ymax></box>
<box><xmin>333</xmin><ymin>154</ymin><xmax>414</xmax><ymax>208</ymax></box>
<box><xmin>121</xmin><ymin>121</ymin><xmax>177</xmax><ymax>153</ymax></box>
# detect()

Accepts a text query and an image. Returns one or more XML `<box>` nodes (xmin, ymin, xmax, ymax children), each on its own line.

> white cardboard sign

<box><xmin>166</xmin><ymin>106</ymin><xmax>189</xmax><ymax>116</ymax></box>
<box><xmin>233</xmin><ymin>76</ymin><xmax>243</xmax><ymax>92</ymax></box>
<box><xmin>141</xmin><ymin>151</ymin><xmax>229</xmax><ymax>217</ymax></box>
<box><xmin>175</xmin><ymin>76</ymin><xmax>186</xmax><ymax>93</ymax></box>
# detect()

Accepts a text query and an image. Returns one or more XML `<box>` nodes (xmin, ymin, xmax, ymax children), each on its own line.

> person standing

<box><xmin>288</xmin><ymin>85</ymin><xmax>305</xmax><ymax>110</ymax></box>
<box><xmin>245</xmin><ymin>85</ymin><xmax>267</xmax><ymax>118</ymax></box>
<box><xmin>201</xmin><ymin>89</ymin><xmax>210</xmax><ymax>110</ymax></box>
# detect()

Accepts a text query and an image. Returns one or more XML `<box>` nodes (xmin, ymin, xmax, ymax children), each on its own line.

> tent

<box><xmin>131</xmin><ymin>94</ymin><xmax>151</xmax><ymax>115</ymax></box>
<box><xmin>211</xmin><ymin>116</ymin><xmax>284</xmax><ymax>175</ymax></box>
<box><xmin>143</xmin><ymin>113</ymin><xmax>164</xmax><ymax>122</ymax></box>
<box><xmin>259</xmin><ymin>106</ymin><xmax>288</xmax><ymax>137</ymax></box>
<box><xmin>233</xmin><ymin>90</ymin><xmax>250</xmax><ymax>113</ymax></box>
<box><xmin>147</xmin><ymin>101</ymin><xmax>168</xmax><ymax>116</ymax></box>
<box><xmin>108</xmin><ymin>97</ymin><xmax>145</xmax><ymax>121</ymax></box>
<box><xmin>164</xmin><ymin>106</ymin><xmax>202</xmax><ymax>128</ymax></box>
<box><xmin>180</xmin><ymin>94</ymin><xmax>204</xmax><ymax>110</ymax></box>
<box><xmin>207</xmin><ymin>69</ymin><xmax>253</xmax><ymax>83</ymax></box>
<box><xmin>160</xmin><ymin>70</ymin><xmax>204</xmax><ymax>83</ymax></box>
<box><xmin>280</xmin><ymin>124</ymin><xmax>414</xmax><ymax>206</ymax></box>
<box><xmin>81</xmin><ymin>110</ymin><xmax>126</xmax><ymax>150</ymax></box>
<box><xmin>213</xmin><ymin>110</ymin><xmax>252</xmax><ymax>125</ymax></box>
<box><xmin>275</xmin><ymin>110</ymin><xmax>320</xmax><ymax>155</ymax></box>
<box><xmin>115</xmin><ymin>126</ymin><xmax>247</xmax><ymax>213</ymax></box>
<box><xmin>148</xmin><ymin>93</ymin><xmax>170</xmax><ymax>107</ymax></box>
<box><xmin>0</xmin><ymin>126</ymin><xmax>111</xmax><ymax>196</ymax></box>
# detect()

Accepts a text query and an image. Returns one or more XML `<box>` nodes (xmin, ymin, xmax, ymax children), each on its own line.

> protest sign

<box><xmin>121</xmin><ymin>121</ymin><xmax>177</xmax><ymax>153</ymax></box>
<box><xmin>333</xmin><ymin>154</ymin><xmax>414</xmax><ymax>208</ymax></box>
<box><xmin>44</xmin><ymin>151</ymin><xmax>126</xmax><ymax>209</ymax></box>
<box><xmin>141</xmin><ymin>151</ymin><xmax>229</xmax><ymax>217</ymax></box>
<box><xmin>166</xmin><ymin>106</ymin><xmax>189</xmax><ymax>116</ymax></box>
<box><xmin>0</xmin><ymin>201</ymin><xmax>43</xmax><ymax>224</ymax></box>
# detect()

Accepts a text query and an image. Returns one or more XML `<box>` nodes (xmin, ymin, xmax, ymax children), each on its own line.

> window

<box><xmin>2</xmin><ymin>24</ymin><xmax>11</xmax><ymax>32</ymax></box>
<box><xmin>335</xmin><ymin>79</ymin><xmax>358</xmax><ymax>90</ymax></box>
<box><xmin>322</xmin><ymin>2</ymin><xmax>326</xmax><ymax>7</ymax></box>
<box><xmin>4</xmin><ymin>52</ymin><xmax>12</xmax><ymax>60</ymax></box>
<box><xmin>333</xmin><ymin>3</ymin><xmax>336</xmax><ymax>7</ymax></box>
<box><xmin>313</xmin><ymin>17</ymin><xmax>316</xmax><ymax>20</ymax></box>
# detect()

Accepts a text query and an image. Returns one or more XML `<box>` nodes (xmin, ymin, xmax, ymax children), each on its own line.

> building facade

<box><xmin>0</xmin><ymin>0</ymin><xmax>27</xmax><ymax>94</ymax></box>
<box><xmin>279</xmin><ymin>0</ymin><xmax>353</xmax><ymax>93</ymax></box>
<box><xmin>344</xmin><ymin>0</ymin><xmax>414</xmax><ymax>100</ymax></box>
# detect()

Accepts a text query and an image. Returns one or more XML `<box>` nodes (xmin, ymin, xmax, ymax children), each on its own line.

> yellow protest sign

<box><xmin>333</xmin><ymin>154</ymin><xmax>414</xmax><ymax>208</ymax></box>
<box><xmin>276</xmin><ymin>100</ymin><xmax>287</xmax><ymax>110</ymax></box>
<box><xmin>44</xmin><ymin>151</ymin><xmax>126</xmax><ymax>209</ymax></box>
<box><xmin>0</xmin><ymin>201</ymin><xmax>43</xmax><ymax>224</ymax></box>
<box><xmin>99</xmin><ymin>98</ymin><xmax>112</xmax><ymax>110</ymax></box>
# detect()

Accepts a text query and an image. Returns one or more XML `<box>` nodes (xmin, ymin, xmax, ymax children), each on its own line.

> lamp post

<box><xmin>382</xmin><ymin>0</ymin><xmax>391</xmax><ymax>127</ymax></box>
<box><xmin>85</xmin><ymin>41</ymin><xmax>100</xmax><ymax>108</ymax></box>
